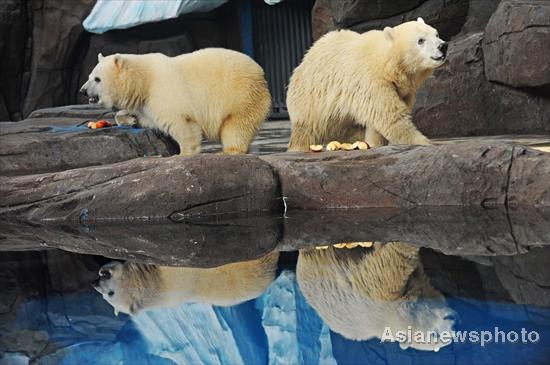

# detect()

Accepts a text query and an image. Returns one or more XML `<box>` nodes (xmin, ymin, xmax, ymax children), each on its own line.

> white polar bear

<box><xmin>80</xmin><ymin>49</ymin><xmax>271</xmax><ymax>155</ymax></box>
<box><xmin>287</xmin><ymin>18</ymin><xmax>448</xmax><ymax>151</ymax></box>
<box><xmin>93</xmin><ymin>252</ymin><xmax>279</xmax><ymax>316</ymax></box>
<box><xmin>297</xmin><ymin>242</ymin><xmax>457</xmax><ymax>352</ymax></box>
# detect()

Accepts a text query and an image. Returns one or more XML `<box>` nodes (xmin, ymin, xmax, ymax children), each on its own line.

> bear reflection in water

<box><xmin>297</xmin><ymin>242</ymin><xmax>457</xmax><ymax>352</ymax></box>
<box><xmin>94</xmin><ymin>242</ymin><xmax>456</xmax><ymax>352</ymax></box>
<box><xmin>93</xmin><ymin>252</ymin><xmax>279</xmax><ymax>316</ymax></box>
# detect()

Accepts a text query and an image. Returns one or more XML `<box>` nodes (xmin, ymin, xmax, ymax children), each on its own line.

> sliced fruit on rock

<box><xmin>309</xmin><ymin>144</ymin><xmax>323</xmax><ymax>152</ymax></box>
<box><xmin>341</xmin><ymin>143</ymin><xmax>355</xmax><ymax>151</ymax></box>
<box><xmin>315</xmin><ymin>245</ymin><xmax>329</xmax><ymax>250</ymax></box>
<box><xmin>353</xmin><ymin>141</ymin><xmax>370</xmax><ymax>150</ymax></box>
<box><xmin>95</xmin><ymin>120</ymin><xmax>112</xmax><ymax>128</ymax></box>
<box><xmin>333</xmin><ymin>242</ymin><xmax>374</xmax><ymax>249</ymax></box>
<box><xmin>326</xmin><ymin>141</ymin><xmax>341</xmax><ymax>151</ymax></box>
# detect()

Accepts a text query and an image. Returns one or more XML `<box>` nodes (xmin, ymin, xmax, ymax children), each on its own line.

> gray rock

<box><xmin>263</xmin><ymin>142</ymin><xmax>550</xmax><ymax>209</ymax></box>
<box><xmin>414</xmin><ymin>32</ymin><xmax>550</xmax><ymax>137</ymax></box>
<box><xmin>27</xmin><ymin>105</ymin><xmax>115</xmax><ymax>120</ymax></box>
<box><xmin>312</xmin><ymin>0</ymin><xmax>468</xmax><ymax>41</ymax></box>
<box><xmin>483</xmin><ymin>0</ymin><xmax>550</xmax><ymax>90</ymax></box>
<box><xmin>460</xmin><ymin>0</ymin><xmax>501</xmax><ymax>34</ymax></box>
<box><xmin>0</xmin><ymin>114</ymin><xmax>177</xmax><ymax>176</ymax></box>
<box><xmin>493</xmin><ymin>247</ymin><xmax>550</xmax><ymax>307</ymax></box>
<box><xmin>0</xmin><ymin>0</ymin><xmax>27</xmax><ymax>121</ymax></box>
<box><xmin>0</xmin><ymin>154</ymin><xmax>281</xmax><ymax>222</ymax></box>
<box><xmin>21</xmin><ymin>0</ymin><xmax>95</xmax><ymax>117</ymax></box>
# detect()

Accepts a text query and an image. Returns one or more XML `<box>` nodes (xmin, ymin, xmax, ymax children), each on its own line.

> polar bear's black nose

<box><xmin>79</xmin><ymin>87</ymin><xmax>88</xmax><ymax>97</ymax></box>
<box><xmin>438</xmin><ymin>42</ymin><xmax>448</xmax><ymax>56</ymax></box>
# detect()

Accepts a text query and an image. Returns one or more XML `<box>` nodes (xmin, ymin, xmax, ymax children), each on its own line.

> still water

<box><xmin>1</xmin><ymin>208</ymin><xmax>549</xmax><ymax>365</ymax></box>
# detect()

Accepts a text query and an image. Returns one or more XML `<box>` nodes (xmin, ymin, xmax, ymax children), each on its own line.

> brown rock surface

<box><xmin>0</xmin><ymin>105</ymin><xmax>177</xmax><ymax>176</ymax></box>
<box><xmin>0</xmin><ymin>154</ymin><xmax>281</xmax><ymax>222</ymax></box>
<box><xmin>414</xmin><ymin>32</ymin><xmax>550</xmax><ymax>137</ymax></box>
<box><xmin>263</xmin><ymin>143</ymin><xmax>550</xmax><ymax>209</ymax></box>
<box><xmin>483</xmin><ymin>0</ymin><xmax>550</xmax><ymax>90</ymax></box>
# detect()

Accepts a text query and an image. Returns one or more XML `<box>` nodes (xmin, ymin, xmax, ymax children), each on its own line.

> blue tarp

<box><xmin>83</xmin><ymin>0</ymin><xmax>229</xmax><ymax>34</ymax></box>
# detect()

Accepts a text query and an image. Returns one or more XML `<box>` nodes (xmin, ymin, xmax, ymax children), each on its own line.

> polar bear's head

<box><xmin>384</xmin><ymin>17</ymin><xmax>448</xmax><ymax>72</ymax></box>
<box><xmin>389</xmin><ymin>297</ymin><xmax>458</xmax><ymax>352</ymax></box>
<box><xmin>93</xmin><ymin>261</ymin><xmax>160</xmax><ymax>316</ymax></box>
<box><xmin>80</xmin><ymin>53</ymin><xmax>146</xmax><ymax>110</ymax></box>
<box><xmin>297</xmin><ymin>244</ymin><xmax>458</xmax><ymax>352</ymax></box>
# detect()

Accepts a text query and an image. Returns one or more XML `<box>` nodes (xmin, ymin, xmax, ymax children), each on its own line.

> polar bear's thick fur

<box><xmin>81</xmin><ymin>49</ymin><xmax>271</xmax><ymax>155</ymax></box>
<box><xmin>287</xmin><ymin>18</ymin><xmax>448</xmax><ymax>151</ymax></box>
<box><xmin>94</xmin><ymin>252</ymin><xmax>279</xmax><ymax>316</ymax></box>
<box><xmin>297</xmin><ymin>243</ymin><xmax>457</xmax><ymax>352</ymax></box>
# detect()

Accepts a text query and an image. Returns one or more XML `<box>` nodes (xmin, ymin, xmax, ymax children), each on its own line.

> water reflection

<box><xmin>1</xmin><ymin>244</ymin><xmax>550</xmax><ymax>364</ymax></box>
<box><xmin>93</xmin><ymin>252</ymin><xmax>279</xmax><ymax>316</ymax></box>
<box><xmin>297</xmin><ymin>243</ymin><xmax>456</xmax><ymax>351</ymax></box>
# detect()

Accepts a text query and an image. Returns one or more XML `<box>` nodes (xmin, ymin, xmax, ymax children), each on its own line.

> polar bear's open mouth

<box><xmin>88</xmin><ymin>95</ymin><xmax>99</xmax><ymax>104</ymax></box>
<box><xmin>431</xmin><ymin>55</ymin><xmax>446</xmax><ymax>61</ymax></box>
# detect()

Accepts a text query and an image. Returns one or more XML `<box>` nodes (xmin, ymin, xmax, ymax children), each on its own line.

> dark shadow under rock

<box><xmin>0</xmin><ymin>215</ymin><xmax>281</xmax><ymax>268</ymax></box>
<box><xmin>278</xmin><ymin>207</ymin><xmax>550</xmax><ymax>255</ymax></box>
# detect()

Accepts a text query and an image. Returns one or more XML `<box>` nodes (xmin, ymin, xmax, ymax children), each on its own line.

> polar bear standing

<box><xmin>297</xmin><ymin>243</ymin><xmax>457</xmax><ymax>352</ymax></box>
<box><xmin>80</xmin><ymin>49</ymin><xmax>271</xmax><ymax>155</ymax></box>
<box><xmin>93</xmin><ymin>252</ymin><xmax>279</xmax><ymax>316</ymax></box>
<box><xmin>287</xmin><ymin>18</ymin><xmax>448</xmax><ymax>151</ymax></box>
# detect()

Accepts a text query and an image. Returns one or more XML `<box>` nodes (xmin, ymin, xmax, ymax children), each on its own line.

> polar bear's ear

<box><xmin>98</xmin><ymin>53</ymin><xmax>104</xmax><ymax>62</ymax></box>
<box><xmin>417</xmin><ymin>17</ymin><xmax>425</xmax><ymax>24</ymax></box>
<box><xmin>129</xmin><ymin>301</ymin><xmax>142</xmax><ymax>316</ymax></box>
<box><xmin>113</xmin><ymin>54</ymin><xmax>124</xmax><ymax>70</ymax></box>
<box><xmin>383</xmin><ymin>27</ymin><xmax>395</xmax><ymax>41</ymax></box>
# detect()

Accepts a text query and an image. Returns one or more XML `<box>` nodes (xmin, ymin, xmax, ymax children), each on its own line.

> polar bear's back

<box><xmin>138</xmin><ymin>48</ymin><xmax>270</xmax><ymax>141</ymax></box>
<box><xmin>287</xmin><ymin>29</ymin><xmax>388</xmax><ymax>134</ymax></box>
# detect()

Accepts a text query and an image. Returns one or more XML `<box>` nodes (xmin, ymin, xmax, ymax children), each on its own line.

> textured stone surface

<box><xmin>0</xmin><ymin>154</ymin><xmax>281</xmax><ymax>222</ymax></box>
<box><xmin>2</xmin><ymin>142</ymin><xmax>549</xmax><ymax>221</ymax></box>
<box><xmin>22</xmin><ymin>0</ymin><xmax>95</xmax><ymax>117</ymax></box>
<box><xmin>460</xmin><ymin>0</ymin><xmax>501</xmax><ymax>34</ymax></box>
<box><xmin>508</xmin><ymin>147</ymin><xmax>550</xmax><ymax>208</ymax></box>
<box><xmin>263</xmin><ymin>143</ymin><xmax>550</xmax><ymax>209</ymax></box>
<box><xmin>0</xmin><ymin>0</ymin><xmax>28</xmax><ymax>121</ymax></box>
<box><xmin>312</xmin><ymin>0</ymin><xmax>468</xmax><ymax>41</ymax></box>
<box><xmin>0</xmin><ymin>107</ymin><xmax>177</xmax><ymax>176</ymax></box>
<box><xmin>414</xmin><ymin>32</ymin><xmax>550</xmax><ymax>137</ymax></box>
<box><xmin>493</xmin><ymin>247</ymin><xmax>550</xmax><ymax>307</ymax></box>
<box><xmin>483</xmin><ymin>0</ymin><xmax>550</xmax><ymax>90</ymax></box>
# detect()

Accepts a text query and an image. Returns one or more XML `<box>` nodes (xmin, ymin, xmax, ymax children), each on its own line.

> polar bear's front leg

<box><xmin>365</xmin><ymin>127</ymin><xmax>388</xmax><ymax>147</ymax></box>
<box><xmin>171</xmin><ymin>119</ymin><xmax>203</xmax><ymax>156</ymax></box>
<box><xmin>378</xmin><ymin>114</ymin><xmax>430</xmax><ymax>146</ymax></box>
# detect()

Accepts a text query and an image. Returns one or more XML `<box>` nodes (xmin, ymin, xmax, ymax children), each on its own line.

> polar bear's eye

<box><xmin>108</xmin><ymin>290</ymin><xmax>114</xmax><ymax>297</ymax></box>
<box><xmin>418</xmin><ymin>38</ymin><xmax>425</xmax><ymax>45</ymax></box>
<box><xmin>94</xmin><ymin>77</ymin><xmax>101</xmax><ymax>83</ymax></box>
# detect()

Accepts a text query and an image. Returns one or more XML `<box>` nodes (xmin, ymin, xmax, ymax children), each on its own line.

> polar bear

<box><xmin>93</xmin><ymin>252</ymin><xmax>279</xmax><ymax>316</ymax></box>
<box><xmin>287</xmin><ymin>18</ymin><xmax>448</xmax><ymax>151</ymax></box>
<box><xmin>80</xmin><ymin>49</ymin><xmax>271</xmax><ymax>155</ymax></box>
<box><xmin>297</xmin><ymin>243</ymin><xmax>457</xmax><ymax>352</ymax></box>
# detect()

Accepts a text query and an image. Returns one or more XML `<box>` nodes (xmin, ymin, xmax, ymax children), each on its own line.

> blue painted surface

<box><xmin>83</xmin><ymin>0</ymin><xmax>228</xmax><ymax>34</ymax></box>
<box><xmin>13</xmin><ymin>271</ymin><xmax>550</xmax><ymax>365</ymax></box>
<box><xmin>239</xmin><ymin>0</ymin><xmax>254</xmax><ymax>58</ymax></box>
